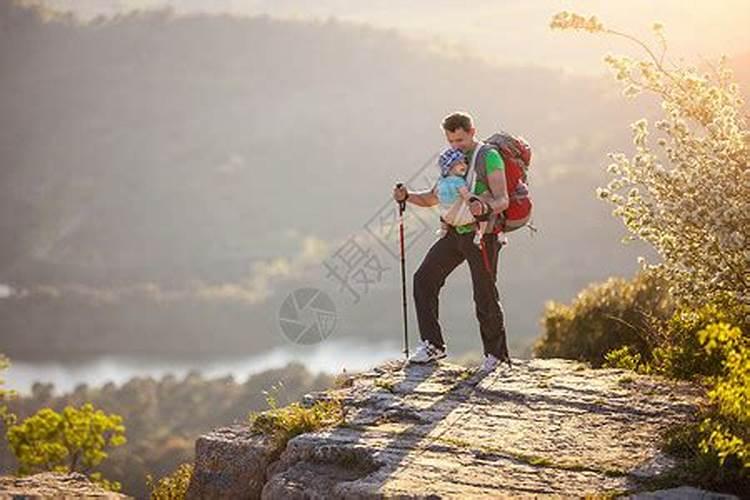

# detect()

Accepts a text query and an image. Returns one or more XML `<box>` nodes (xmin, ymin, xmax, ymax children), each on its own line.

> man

<box><xmin>392</xmin><ymin>111</ymin><xmax>512</xmax><ymax>373</ymax></box>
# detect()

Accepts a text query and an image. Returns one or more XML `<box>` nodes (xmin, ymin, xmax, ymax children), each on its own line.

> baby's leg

<box><xmin>473</xmin><ymin>221</ymin><xmax>488</xmax><ymax>246</ymax></box>
<box><xmin>435</xmin><ymin>217</ymin><xmax>449</xmax><ymax>237</ymax></box>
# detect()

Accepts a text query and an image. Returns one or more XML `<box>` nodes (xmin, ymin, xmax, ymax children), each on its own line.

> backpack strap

<box><xmin>465</xmin><ymin>140</ymin><xmax>484</xmax><ymax>195</ymax></box>
<box><xmin>465</xmin><ymin>141</ymin><xmax>502</xmax><ymax>234</ymax></box>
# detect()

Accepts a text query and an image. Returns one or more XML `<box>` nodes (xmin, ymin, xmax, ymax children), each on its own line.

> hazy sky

<box><xmin>26</xmin><ymin>0</ymin><xmax>750</xmax><ymax>75</ymax></box>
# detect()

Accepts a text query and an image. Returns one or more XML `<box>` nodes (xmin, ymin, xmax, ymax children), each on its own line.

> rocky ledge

<box><xmin>0</xmin><ymin>471</ymin><xmax>132</xmax><ymax>499</ymax></box>
<box><xmin>186</xmin><ymin>357</ymin><xmax>724</xmax><ymax>499</ymax></box>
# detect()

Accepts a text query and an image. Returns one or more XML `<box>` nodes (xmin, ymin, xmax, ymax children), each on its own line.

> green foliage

<box><xmin>603</xmin><ymin>345</ymin><xmax>642</xmax><ymax>371</ymax></box>
<box><xmin>661</xmin><ymin>418</ymin><xmax>741</xmax><ymax>490</ymax></box>
<box><xmin>247</xmin><ymin>385</ymin><xmax>345</xmax><ymax>455</ymax></box>
<box><xmin>696</xmin><ymin>323</ymin><xmax>749</xmax><ymax>469</ymax></box>
<box><xmin>6</xmin><ymin>402</ymin><xmax>127</xmax><ymax>491</ymax></box>
<box><xmin>0</xmin><ymin>354</ymin><xmax>18</xmax><ymax>430</ymax></box>
<box><xmin>146</xmin><ymin>462</ymin><xmax>193</xmax><ymax>500</ymax></box>
<box><xmin>89</xmin><ymin>471</ymin><xmax>124</xmax><ymax>493</ymax></box>
<box><xmin>660</xmin><ymin>321</ymin><xmax>749</xmax><ymax>492</ymax></box>
<box><xmin>533</xmin><ymin>269</ymin><xmax>673</xmax><ymax>366</ymax></box>
<box><xmin>2</xmin><ymin>362</ymin><xmax>334</xmax><ymax>499</ymax></box>
<box><xmin>648</xmin><ymin>294</ymin><xmax>748</xmax><ymax>380</ymax></box>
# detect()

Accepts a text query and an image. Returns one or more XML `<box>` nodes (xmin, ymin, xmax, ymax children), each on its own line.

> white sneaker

<box><xmin>479</xmin><ymin>353</ymin><xmax>501</xmax><ymax>373</ymax></box>
<box><xmin>408</xmin><ymin>339</ymin><xmax>447</xmax><ymax>364</ymax></box>
<box><xmin>479</xmin><ymin>354</ymin><xmax>511</xmax><ymax>373</ymax></box>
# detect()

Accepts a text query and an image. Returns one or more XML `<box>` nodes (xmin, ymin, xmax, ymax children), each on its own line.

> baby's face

<box><xmin>450</xmin><ymin>160</ymin><xmax>468</xmax><ymax>176</ymax></box>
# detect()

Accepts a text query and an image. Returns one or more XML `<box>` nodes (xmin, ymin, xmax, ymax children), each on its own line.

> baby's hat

<box><xmin>437</xmin><ymin>147</ymin><xmax>465</xmax><ymax>176</ymax></box>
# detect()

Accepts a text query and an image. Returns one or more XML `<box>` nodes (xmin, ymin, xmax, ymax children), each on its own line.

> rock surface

<box><xmin>188</xmin><ymin>357</ymin><xmax>722</xmax><ymax>499</ymax></box>
<box><xmin>186</xmin><ymin>424</ymin><xmax>278</xmax><ymax>500</ymax></box>
<box><xmin>627</xmin><ymin>485</ymin><xmax>739</xmax><ymax>499</ymax></box>
<box><xmin>0</xmin><ymin>471</ymin><xmax>132</xmax><ymax>499</ymax></box>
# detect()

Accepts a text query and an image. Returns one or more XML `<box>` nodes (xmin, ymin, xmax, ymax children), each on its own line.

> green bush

<box><xmin>533</xmin><ymin>269</ymin><xmax>673</xmax><ymax>366</ymax></box>
<box><xmin>247</xmin><ymin>384</ymin><xmax>344</xmax><ymax>458</ymax></box>
<box><xmin>6</xmin><ymin>402</ymin><xmax>126</xmax><ymax>491</ymax></box>
<box><xmin>696</xmin><ymin>323</ymin><xmax>749</xmax><ymax>468</ymax></box>
<box><xmin>603</xmin><ymin>345</ymin><xmax>642</xmax><ymax>371</ymax></box>
<box><xmin>647</xmin><ymin>293</ymin><xmax>748</xmax><ymax>381</ymax></box>
<box><xmin>146</xmin><ymin>462</ymin><xmax>193</xmax><ymax>500</ymax></box>
<box><xmin>661</xmin><ymin>321</ymin><xmax>749</xmax><ymax>492</ymax></box>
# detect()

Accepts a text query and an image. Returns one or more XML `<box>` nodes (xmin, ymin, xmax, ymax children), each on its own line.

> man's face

<box><xmin>444</xmin><ymin>127</ymin><xmax>475</xmax><ymax>153</ymax></box>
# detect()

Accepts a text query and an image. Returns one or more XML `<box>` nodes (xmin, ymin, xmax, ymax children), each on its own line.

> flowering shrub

<box><xmin>549</xmin><ymin>13</ymin><xmax>749</xmax><ymax>490</ymax></box>
<box><xmin>551</xmin><ymin>11</ymin><xmax>749</xmax><ymax>309</ymax></box>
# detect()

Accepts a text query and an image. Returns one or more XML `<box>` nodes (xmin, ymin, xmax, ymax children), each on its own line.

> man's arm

<box><xmin>481</xmin><ymin>171</ymin><xmax>509</xmax><ymax>214</ymax></box>
<box><xmin>406</xmin><ymin>183</ymin><xmax>439</xmax><ymax>207</ymax></box>
<box><xmin>471</xmin><ymin>148</ymin><xmax>509</xmax><ymax>216</ymax></box>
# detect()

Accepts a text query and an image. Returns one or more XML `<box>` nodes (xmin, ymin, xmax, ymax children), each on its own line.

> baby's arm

<box><xmin>457</xmin><ymin>184</ymin><xmax>473</xmax><ymax>201</ymax></box>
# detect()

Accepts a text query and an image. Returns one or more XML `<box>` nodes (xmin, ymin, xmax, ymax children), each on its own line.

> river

<box><xmin>4</xmin><ymin>338</ymin><xmax>406</xmax><ymax>396</ymax></box>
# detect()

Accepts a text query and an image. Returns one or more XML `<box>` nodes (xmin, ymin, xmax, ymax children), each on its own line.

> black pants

<box><xmin>413</xmin><ymin>225</ymin><xmax>509</xmax><ymax>360</ymax></box>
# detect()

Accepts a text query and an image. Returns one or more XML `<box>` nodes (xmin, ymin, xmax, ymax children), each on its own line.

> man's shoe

<box><xmin>479</xmin><ymin>353</ymin><xmax>500</xmax><ymax>373</ymax></box>
<box><xmin>479</xmin><ymin>353</ymin><xmax>511</xmax><ymax>373</ymax></box>
<box><xmin>408</xmin><ymin>339</ymin><xmax>447</xmax><ymax>364</ymax></box>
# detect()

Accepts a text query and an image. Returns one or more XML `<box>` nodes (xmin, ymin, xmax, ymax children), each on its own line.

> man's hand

<box><xmin>469</xmin><ymin>197</ymin><xmax>490</xmax><ymax>218</ymax></box>
<box><xmin>393</xmin><ymin>185</ymin><xmax>409</xmax><ymax>203</ymax></box>
<box><xmin>393</xmin><ymin>183</ymin><xmax>438</xmax><ymax>207</ymax></box>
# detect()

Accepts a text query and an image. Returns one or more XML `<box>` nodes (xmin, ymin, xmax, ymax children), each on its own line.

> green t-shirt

<box><xmin>454</xmin><ymin>145</ymin><xmax>505</xmax><ymax>234</ymax></box>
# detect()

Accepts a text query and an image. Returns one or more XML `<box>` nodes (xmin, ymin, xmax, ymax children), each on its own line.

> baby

<box><xmin>435</xmin><ymin>147</ymin><xmax>487</xmax><ymax>246</ymax></box>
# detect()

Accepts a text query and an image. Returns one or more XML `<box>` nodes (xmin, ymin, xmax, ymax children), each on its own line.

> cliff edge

<box><xmin>0</xmin><ymin>471</ymin><xmax>132</xmax><ymax>499</ymax></box>
<box><xmin>186</xmin><ymin>357</ymin><xmax>720</xmax><ymax>499</ymax></box>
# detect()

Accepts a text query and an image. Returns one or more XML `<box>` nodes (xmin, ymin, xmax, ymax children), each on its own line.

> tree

<box><xmin>550</xmin><ymin>12</ymin><xmax>749</xmax><ymax>309</ymax></box>
<box><xmin>6</xmin><ymin>402</ymin><xmax>127</xmax><ymax>491</ymax></box>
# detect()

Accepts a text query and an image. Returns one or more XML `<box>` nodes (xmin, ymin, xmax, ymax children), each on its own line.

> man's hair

<box><xmin>441</xmin><ymin>112</ymin><xmax>474</xmax><ymax>133</ymax></box>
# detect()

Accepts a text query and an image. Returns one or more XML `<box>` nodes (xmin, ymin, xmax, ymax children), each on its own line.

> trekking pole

<box><xmin>395</xmin><ymin>182</ymin><xmax>409</xmax><ymax>360</ymax></box>
<box><xmin>478</xmin><ymin>236</ymin><xmax>494</xmax><ymax>278</ymax></box>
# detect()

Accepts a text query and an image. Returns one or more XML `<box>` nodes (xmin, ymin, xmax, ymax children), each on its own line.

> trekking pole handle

<box><xmin>395</xmin><ymin>182</ymin><xmax>408</xmax><ymax>212</ymax></box>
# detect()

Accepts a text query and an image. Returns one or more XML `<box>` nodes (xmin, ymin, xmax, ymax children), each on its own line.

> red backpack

<box><xmin>472</xmin><ymin>131</ymin><xmax>534</xmax><ymax>234</ymax></box>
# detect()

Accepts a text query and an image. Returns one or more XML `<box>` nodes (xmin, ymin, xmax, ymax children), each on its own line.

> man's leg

<box><xmin>413</xmin><ymin>230</ymin><xmax>465</xmax><ymax>351</ymax></box>
<box><xmin>460</xmin><ymin>232</ymin><xmax>510</xmax><ymax>361</ymax></box>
